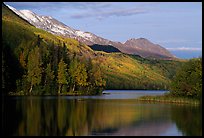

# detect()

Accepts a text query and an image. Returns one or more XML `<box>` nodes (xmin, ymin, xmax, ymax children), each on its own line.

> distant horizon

<box><xmin>5</xmin><ymin>2</ymin><xmax>202</xmax><ymax>59</ymax></box>
<box><xmin>169</xmin><ymin>50</ymin><xmax>202</xmax><ymax>59</ymax></box>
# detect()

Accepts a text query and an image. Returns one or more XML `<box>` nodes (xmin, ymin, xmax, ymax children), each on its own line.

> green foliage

<box><xmin>27</xmin><ymin>46</ymin><xmax>43</xmax><ymax>94</ymax></box>
<box><xmin>89</xmin><ymin>62</ymin><xmax>106</xmax><ymax>88</ymax></box>
<box><xmin>83</xmin><ymin>59</ymin><xmax>106</xmax><ymax>95</ymax></box>
<box><xmin>2</xmin><ymin>4</ymin><xmax>184</xmax><ymax>95</ymax></box>
<box><xmin>96</xmin><ymin>53</ymin><xmax>180</xmax><ymax>90</ymax></box>
<box><xmin>57</xmin><ymin>59</ymin><xmax>68</xmax><ymax>85</ymax></box>
<box><xmin>137</xmin><ymin>93</ymin><xmax>200</xmax><ymax>105</ymax></box>
<box><xmin>44</xmin><ymin>63</ymin><xmax>55</xmax><ymax>94</ymax></box>
<box><xmin>4</xmin><ymin>96</ymin><xmax>201</xmax><ymax>136</ymax></box>
<box><xmin>171</xmin><ymin>105</ymin><xmax>202</xmax><ymax>136</ymax></box>
<box><xmin>170</xmin><ymin>58</ymin><xmax>202</xmax><ymax>100</ymax></box>
<box><xmin>57</xmin><ymin>59</ymin><xmax>68</xmax><ymax>94</ymax></box>
<box><xmin>2</xmin><ymin>41</ymin><xmax>24</xmax><ymax>94</ymax></box>
<box><xmin>2</xmin><ymin>3</ymin><xmax>32</xmax><ymax>27</ymax></box>
<box><xmin>129</xmin><ymin>54</ymin><xmax>183</xmax><ymax>79</ymax></box>
<box><xmin>69</xmin><ymin>57</ymin><xmax>88</xmax><ymax>92</ymax></box>
<box><xmin>3</xmin><ymin>4</ymin><xmax>106</xmax><ymax>95</ymax></box>
<box><xmin>75</xmin><ymin>63</ymin><xmax>88</xmax><ymax>87</ymax></box>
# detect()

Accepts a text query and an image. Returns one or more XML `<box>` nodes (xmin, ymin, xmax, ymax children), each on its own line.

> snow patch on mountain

<box><xmin>6</xmin><ymin>4</ymin><xmax>176</xmax><ymax>59</ymax></box>
<box><xmin>75</xmin><ymin>31</ymin><xmax>94</xmax><ymax>42</ymax></box>
<box><xmin>6</xmin><ymin>4</ymin><xmax>112</xmax><ymax>45</ymax></box>
<box><xmin>76</xmin><ymin>31</ymin><xmax>92</xmax><ymax>38</ymax></box>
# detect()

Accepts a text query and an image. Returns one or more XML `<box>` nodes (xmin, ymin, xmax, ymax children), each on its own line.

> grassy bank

<box><xmin>136</xmin><ymin>93</ymin><xmax>200</xmax><ymax>105</ymax></box>
<box><xmin>8</xmin><ymin>91</ymin><xmax>102</xmax><ymax>96</ymax></box>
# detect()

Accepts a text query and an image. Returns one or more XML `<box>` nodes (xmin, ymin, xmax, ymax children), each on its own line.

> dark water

<box><xmin>2</xmin><ymin>90</ymin><xmax>202</xmax><ymax>136</ymax></box>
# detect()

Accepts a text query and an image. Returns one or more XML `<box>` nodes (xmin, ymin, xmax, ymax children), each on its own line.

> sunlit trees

<box><xmin>57</xmin><ymin>59</ymin><xmax>68</xmax><ymax>94</ymax></box>
<box><xmin>75</xmin><ymin>63</ymin><xmax>88</xmax><ymax>89</ymax></box>
<box><xmin>69</xmin><ymin>57</ymin><xmax>88</xmax><ymax>92</ymax></box>
<box><xmin>15</xmin><ymin>38</ymin><xmax>105</xmax><ymax>95</ymax></box>
<box><xmin>2</xmin><ymin>4</ymin><xmax>106</xmax><ymax>96</ymax></box>
<box><xmin>27</xmin><ymin>46</ymin><xmax>43</xmax><ymax>94</ymax></box>
<box><xmin>87</xmin><ymin>61</ymin><xmax>106</xmax><ymax>94</ymax></box>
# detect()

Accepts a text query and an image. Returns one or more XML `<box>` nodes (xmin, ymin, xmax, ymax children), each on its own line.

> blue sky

<box><xmin>5</xmin><ymin>2</ymin><xmax>202</xmax><ymax>59</ymax></box>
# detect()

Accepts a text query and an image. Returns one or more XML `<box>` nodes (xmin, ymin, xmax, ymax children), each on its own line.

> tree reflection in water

<box><xmin>171</xmin><ymin>104</ymin><xmax>202</xmax><ymax>136</ymax></box>
<box><xmin>2</xmin><ymin>97</ymin><xmax>202</xmax><ymax>136</ymax></box>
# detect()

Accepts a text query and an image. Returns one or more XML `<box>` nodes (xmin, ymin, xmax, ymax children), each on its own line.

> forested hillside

<box><xmin>2</xmin><ymin>3</ymin><xmax>183</xmax><ymax>95</ymax></box>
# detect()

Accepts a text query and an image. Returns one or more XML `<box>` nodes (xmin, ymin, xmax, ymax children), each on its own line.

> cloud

<box><xmin>5</xmin><ymin>2</ymin><xmax>147</xmax><ymax>20</ymax></box>
<box><xmin>5</xmin><ymin>2</ymin><xmax>55</xmax><ymax>9</ymax></box>
<box><xmin>76</xmin><ymin>2</ymin><xmax>112</xmax><ymax>9</ymax></box>
<box><xmin>166</xmin><ymin>47</ymin><xmax>202</xmax><ymax>51</ymax></box>
<box><xmin>4</xmin><ymin>2</ymin><xmax>112</xmax><ymax>11</ymax></box>
<box><xmin>71</xmin><ymin>8</ymin><xmax>147</xmax><ymax>19</ymax></box>
<box><xmin>156</xmin><ymin>39</ymin><xmax>193</xmax><ymax>44</ymax></box>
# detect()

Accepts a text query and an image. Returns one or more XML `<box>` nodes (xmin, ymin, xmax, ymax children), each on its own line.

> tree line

<box><xmin>2</xmin><ymin>35</ymin><xmax>106</xmax><ymax>95</ymax></box>
<box><xmin>170</xmin><ymin>57</ymin><xmax>202</xmax><ymax>101</ymax></box>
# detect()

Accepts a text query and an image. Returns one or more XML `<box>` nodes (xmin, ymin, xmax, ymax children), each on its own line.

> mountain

<box><xmin>3</xmin><ymin>3</ymin><xmax>183</xmax><ymax>95</ymax></box>
<box><xmin>7</xmin><ymin>4</ymin><xmax>175</xmax><ymax>60</ymax></box>
<box><xmin>6</xmin><ymin>4</ymin><xmax>112</xmax><ymax>46</ymax></box>
<box><xmin>124</xmin><ymin>38</ymin><xmax>175</xmax><ymax>59</ymax></box>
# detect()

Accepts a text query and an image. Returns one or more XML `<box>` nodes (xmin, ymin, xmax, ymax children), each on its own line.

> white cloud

<box><xmin>71</xmin><ymin>8</ymin><xmax>147</xmax><ymax>19</ymax></box>
<box><xmin>166</xmin><ymin>47</ymin><xmax>202</xmax><ymax>51</ymax></box>
<box><xmin>156</xmin><ymin>39</ymin><xmax>192</xmax><ymax>44</ymax></box>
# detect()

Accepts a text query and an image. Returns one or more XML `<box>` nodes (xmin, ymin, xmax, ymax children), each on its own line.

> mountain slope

<box><xmin>89</xmin><ymin>44</ymin><xmax>121</xmax><ymax>53</ymax></box>
<box><xmin>6</xmin><ymin>4</ymin><xmax>111</xmax><ymax>46</ymax></box>
<box><xmin>124</xmin><ymin>38</ymin><xmax>175</xmax><ymax>59</ymax></box>
<box><xmin>2</xmin><ymin>3</ymin><xmax>183</xmax><ymax>94</ymax></box>
<box><xmin>7</xmin><ymin>4</ymin><xmax>175</xmax><ymax>60</ymax></box>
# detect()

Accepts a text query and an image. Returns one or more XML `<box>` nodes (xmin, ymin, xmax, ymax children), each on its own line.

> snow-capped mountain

<box><xmin>7</xmin><ymin>5</ymin><xmax>112</xmax><ymax>46</ymax></box>
<box><xmin>7</xmin><ymin>4</ymin><xmax>175</xmax><ymax>59</ymax></box>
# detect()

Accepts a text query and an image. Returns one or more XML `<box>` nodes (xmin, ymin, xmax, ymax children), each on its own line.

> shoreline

<box><xmin>136</xmin><ymin>95</ymin><xmax>200</xmax><ymax>105</ymax></box>
<box><xmin>6</xmin><ymin>91</ymin><xmax>200</xmax><ymax>105</ymax></box>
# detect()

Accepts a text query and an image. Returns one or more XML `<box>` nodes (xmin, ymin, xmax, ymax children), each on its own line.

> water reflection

<box><xmin>2</xmin><ymin>97</ymin><xmax>202</xmax><ymax>136</ymax></box>
<box><xmin>170</xmin><ymin>105</ymin><xmax>202</xmax><ymax>136</ymax></box>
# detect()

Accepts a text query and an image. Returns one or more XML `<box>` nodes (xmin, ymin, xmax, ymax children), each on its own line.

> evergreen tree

<box><xmin>19</xmin><ymin>50</ymin><xmax>26</xmax><ymax>69</ymax></box>
<box><xmin>2</xmin><ymin>50</ymin><xmax>6</xmax><ymax>93</ymax></box>
<box><xmin>2</xmin><ymin>43</ymin><xmax>23</xmax><ymax>94</ymax></box>
<box><xmin>37</xmin><ymin>35</ymin><xmax>41</xmax><ymax>46</ymax></box>
<box><xmin>62</xmin><ymin>42</ymin><xmax>69</xmax><ymax>63</ymax></box>
<box><xmin>44</xmin><ymin>63</ymin><xmax>55</xmax><ymax>94</ymax></box>
<box><xmin>69</xmin><ymin>56</ymin><xmax>77</xmax><ymax>92</ymax></box>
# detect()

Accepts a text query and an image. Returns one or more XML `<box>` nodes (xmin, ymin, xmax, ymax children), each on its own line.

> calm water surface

<box><xmin>2</xmin><ymin>90</ymin><xmax>202</xmax><ymax>136</ymax></box>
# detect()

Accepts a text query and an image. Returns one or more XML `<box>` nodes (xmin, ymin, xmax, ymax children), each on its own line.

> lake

<box><xmin>2</xmin><ymin>90</ymin><xmax>202</xmax><ymax>136</ymax></box>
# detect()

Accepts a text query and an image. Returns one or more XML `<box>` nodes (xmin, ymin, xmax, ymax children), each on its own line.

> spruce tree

<box><xmin>44</xmin><ymin>63</ymin><xmax>55</xmax><ymax>94</ymax></box>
